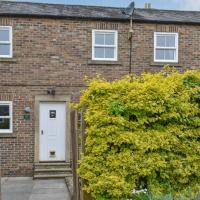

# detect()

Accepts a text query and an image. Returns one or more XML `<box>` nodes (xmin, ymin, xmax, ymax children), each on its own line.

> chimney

<box><xmin>144</xmin><ymin>3</ymin><xmax>151</xmax><ymax>9</ymax></box>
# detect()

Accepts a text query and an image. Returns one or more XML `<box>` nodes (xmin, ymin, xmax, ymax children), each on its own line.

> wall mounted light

<box><xmin>47</xmin><ymin>87</ymin><xmax>56</xmax><ymax>95</ymax></box>
<box><xmin>24</xmin><ymin>107</ymin><xmax>31</xmax><ymax>120</ymax></box>
<box><xmin>24</xmin><ymin>107</ymin><xmax>31</xmax><ymax>113</ymax></box>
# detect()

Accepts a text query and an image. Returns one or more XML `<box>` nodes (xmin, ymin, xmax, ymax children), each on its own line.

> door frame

<box><xmin>34</xmin><ymin>95</ymin><xmax>71</xmax><ymax>163</ymax></box>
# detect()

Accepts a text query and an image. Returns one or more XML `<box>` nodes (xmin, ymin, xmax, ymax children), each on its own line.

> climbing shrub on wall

<box><xmin>76</xmin><ymin>69</ymin><xmax>200</xmax><ymax>200</ymax></box>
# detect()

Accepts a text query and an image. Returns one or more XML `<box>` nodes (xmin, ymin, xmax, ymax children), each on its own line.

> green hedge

<box><xmin>76</xmin><ymin>69</ymin><xmax>200</xmax><ymax>199</ymax></box>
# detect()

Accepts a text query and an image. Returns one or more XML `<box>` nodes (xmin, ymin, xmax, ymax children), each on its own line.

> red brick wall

<box><xmin>0</xmin><ymin>16</ymin><xmax>198</xmax><ymax>176</ymax></box>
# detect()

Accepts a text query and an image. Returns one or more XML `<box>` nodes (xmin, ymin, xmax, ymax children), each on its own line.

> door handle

<box><xmin>41</xmin><ymin>130</ymin><xmax>44</xmax><ymax>135</ymax></box>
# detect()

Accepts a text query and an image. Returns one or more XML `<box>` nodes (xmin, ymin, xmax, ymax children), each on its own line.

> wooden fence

<box><xmin>70</xmin><ymin>108</ymin><xmax>88</xmax><ymax>200</ymax></box>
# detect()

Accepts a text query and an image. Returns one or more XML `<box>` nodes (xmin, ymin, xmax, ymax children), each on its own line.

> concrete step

<box><xmin>34</xmin><ymin>168</ymin><xmax>71</xmax><ymax>173</ymax></box>
<box><xmin>34</xmin><ymin>170</ymin><xmax>72</xmax><ymax>175</ymax></box>
<box><xmin>34</xmin><ymin>162</ymin><xmax>70</xmax><ymax>169</ymax></box>
<box><xmin>34</xmin><ymin>162</ymin><xmax>72</xmax><ymax>179</ymax></box>
<box><xmin>35</xmin><ymin>162</ymin><xmax>69</xmax><ymax>166</ymax></box>
<box><xmin>33</xmin><ymin>174</ymin><xmax>71</xmax><ymax>179</ymax></box>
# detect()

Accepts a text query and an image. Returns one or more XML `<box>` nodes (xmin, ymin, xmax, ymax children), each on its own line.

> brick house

<box><xmin>0</xmin><ymin>1</ymin><xmax>199</xmax><ymax>178</ymax></box>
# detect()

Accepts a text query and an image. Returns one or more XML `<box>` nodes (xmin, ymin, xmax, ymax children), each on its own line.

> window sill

<box><xmin>0</xmin><ymin>133</ymin><xmax>16</xmax><ymax>138</ymax></box>
<box><xmin>88</xmin><ymin>60</ymin><xmax>122</xmax><ymax>65</ymax></box>
<box><xmin>0</xmin><ymin>58</ymin><xmax>17</xmax><ymax>63</ymax></box>
<box><xmin>150</xmin><ymin>62</ymin><xmax>182</xmax><ymax>67</ymax></box>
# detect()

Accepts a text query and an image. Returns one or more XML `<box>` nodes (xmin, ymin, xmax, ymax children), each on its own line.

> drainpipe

<box><xmin>128</xmin><ymin>15</ymin><xmax>134</xmax><ymax>74</ymax></box>
<box><xmin>121</xmin><ymin>1</ymin><xmax>135</xmax><ymax>75</ymax></box>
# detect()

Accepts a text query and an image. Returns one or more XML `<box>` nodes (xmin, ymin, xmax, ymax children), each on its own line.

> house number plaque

<box><xmin>49</xmin><ymin>110</ymin><xmax>56</xmax><ymax>118</ymax></box>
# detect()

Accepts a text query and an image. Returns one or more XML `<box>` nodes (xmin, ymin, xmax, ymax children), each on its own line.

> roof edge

<box><xmin>1</xmin><ymin>13</ymin><xmax>200</xmax><ymax>26</ymax></box>
<box><xmin>0</xmin><ymin>0</ymin><xmax>126</xmax><ymax>9</ymax></box>
<box><xmin>3</xmin><ymin>0</ymin><xmax>200</xmax><ymax>13</ymax></box>
<box><xmin>0</xmin><ymin>13</ymin><xmax>128</xmax><ymax>22</ymax></box>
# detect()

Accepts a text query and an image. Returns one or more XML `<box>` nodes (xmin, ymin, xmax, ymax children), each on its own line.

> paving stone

<box><xmin>32</xmin><ymin>188</ymin><xmax>68</xmax><ymax>194</ymax></box>
<box><xmin>29</xmin><ymin>193</ymin><xmax>69</xmax><ymax>200</ymax></box>
<box><xmin>2</xmin><ymin>193</ymin><xmax>31</xmax><ymax>200</ymax></box>
<box><xmin>33</xmin><ymin>180</ymin><xmax>66</xmax><ymax>190</ymax></box>
<box><xmin>1</xmin><ymin>178</ymin><xmax>70</xmax><ymax>200</ymax></box>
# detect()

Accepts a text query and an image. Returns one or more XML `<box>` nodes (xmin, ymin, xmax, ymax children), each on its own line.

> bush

<box><xmin>132</xmin><ymin>191</ymin><xmax>200</xmax><ymax>200</ymax></box>
<box><xmin>76</xmin><ymin>69</ymin><xmax>200</xmax><ymax>199</ymax></box>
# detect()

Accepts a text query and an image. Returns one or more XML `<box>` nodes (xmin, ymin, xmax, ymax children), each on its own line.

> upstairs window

<box><xmin>154</xmin><ymin>32</ymin><xmax>178</xmax><ymax>63</ymax></box>
<box><xmin>92</xmin><ymin>30</ymin><xmax>118</xmax><ymax>61</ymax></box>
<box><xmin>0</xmin><ymin>26</ymin><xmax>12</xmax><ymax>58</ymax></box>
<box><xmin>0</xmin><ymin>102</ymin><xmax>13</xmax><ymax>133</ymax></box>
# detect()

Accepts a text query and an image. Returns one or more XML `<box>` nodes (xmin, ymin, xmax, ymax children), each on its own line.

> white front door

<box><xmin>39</xmin><ymin>102</ymin><xmax>66</xmax><ymax>161</ymax></box>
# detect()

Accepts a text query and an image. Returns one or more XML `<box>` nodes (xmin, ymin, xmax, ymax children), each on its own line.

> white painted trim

<box><xmin>0</xmin><ymin>26</ymin><xmax>13</xmax><ymax>58</ymax></box>
<box><xmin>0</xmin><ymin>101</ymin><xmax>13</xmax><ymax>133</ymax></box>
<box><xmin>34</xmin><ymin>95</ymin><xmax>71</xmax><ymax>163</ymax></box>
<box><xmin>92</xmin><ymin>29</ymin><xmax>118</xmax><ymax>61</ymax></box>
<box><xmin>154</xmin><ymin>32</ymin><xmax>178</xmax><ymax>63</ymax></box>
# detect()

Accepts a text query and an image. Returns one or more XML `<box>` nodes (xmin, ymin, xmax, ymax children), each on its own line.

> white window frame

<box><xmin>0</xmin><ymin>26</ymin><xmax>13</xmax><ymax>58</ymax></box>
<box><xmin>92</xmin><ymin>29</ymin><xmax>118</xmax><ymax>61</ymax></box>
<box><xmin>0</xmin><ymin>101</ymin><xmax>13</xmax><ymax>133</ymax></box>
<box><xmin>154</xmin><ymin>32</ymin><xmax>178</xmax><ymax>63</ymax></box>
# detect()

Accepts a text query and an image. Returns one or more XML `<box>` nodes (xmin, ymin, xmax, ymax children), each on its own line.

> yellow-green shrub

<box><xmin>76</xmin><ymin>69</ymin><xmax>200</xmax><ymax>199</ymax></box>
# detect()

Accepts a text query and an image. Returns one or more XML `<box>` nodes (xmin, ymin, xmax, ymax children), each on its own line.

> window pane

<box><xmin>0</xmin><ymin>44</ymin><xmax>10</xmax><ymax>56</ymax></box>
<box><xmin>0</xmin><ymin>29</ymin><xmax>9</xmax><ymax>41</ymax></box>
<box><xmin>105</xmin><ymin>47</ymin><xmax>115</xmax><ymax>58</ymax></box>
<box><xmin>95</xmin><ymin>47</ymin><xmax>104</xmax><ymax>58</ymax></box>
<box><xmin>166</xmin><ymin>35</ymin><xmax>175</xmax><ymax>47</ymax></box>
<box><xmin>156</xmin><ymin>49</ymin><xmax>165</xmax><ymax>60</ymax></box>
<box><xmin>95</xmin><ymin>33</ymin><xmax>104</xmax><ymax>45</ymax></box>
<box><xmin>105</xmin><ymin>33</ymin><xmax>115</xmax><ymax>45</ymax></box>
<box><xmin>0</xmin><ymin>118</ymin><xmax>10</xmax><ymax>130</ymax></box>
<box><xmin>0</xmin><ymin>105</ymin><xmax>9</xmax><ymax>116</ymax></box>
<box><xmin>156</xmin><ymin>35</ymin><xmax>165</xmax><ymax>47</ymax></box>
<box><xmin>165</xmin><ymin>49</ymin><xmax>176</xmax><ymax>60</ymax></box>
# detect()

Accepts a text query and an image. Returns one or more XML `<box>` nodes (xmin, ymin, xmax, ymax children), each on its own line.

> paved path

<box><xmin>1</xmin><ymin>178</ymin><xmax>70</xmax><ymax>200</ymax></box>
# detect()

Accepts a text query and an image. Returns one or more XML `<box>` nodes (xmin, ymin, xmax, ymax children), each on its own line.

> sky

<box><xmin>7</xmin><ymin>0</ymin><xmax>200</xmax><ymax>11</ymax></box>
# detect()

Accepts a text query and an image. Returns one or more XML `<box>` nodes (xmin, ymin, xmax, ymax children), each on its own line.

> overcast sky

<box><xmin>8</xmin><ymin>0</ymin><xmax>200</xmax><ymax>11</ymax></box>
